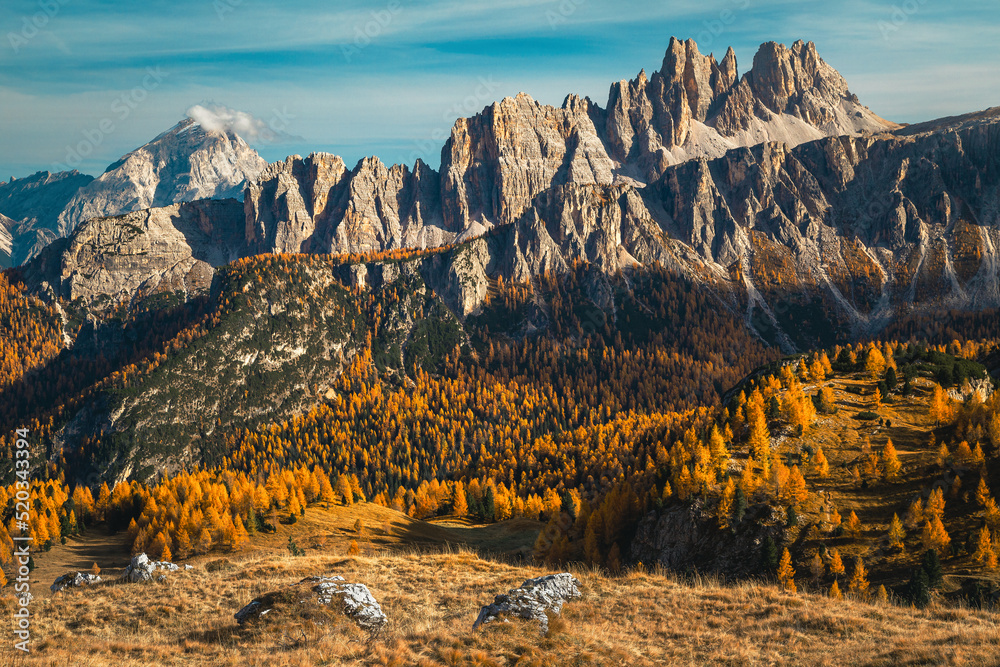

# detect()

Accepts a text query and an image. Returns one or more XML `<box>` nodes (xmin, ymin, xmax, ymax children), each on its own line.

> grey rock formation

<box><xmin>50</xmin><ymin>571</ymin><xmax>103</xmax><ymax>593</ymax></box>
<box><xmin>0</xmin><ymin>170</ymin><xmax>95</xmax><ymax>265</ymax></box>
<box><xmin>57</xmin><ymin>119</ymin><xmax>266</xmax><ymax>237</ymax></box>
<box><xmin>235</xmin><ymin>575</ymin><xmax>388</xmax><ymax>633</ymax></box>
<box><xmin>441</xmin><ymin>92</ymin><xmax>616</xmax><ymax>230</ymax></box>
<box><xmin>17</xmin><ymin>38</ymin><xmax>1000</xmax><ymax>357</ymax></box>
<box><xmin>473</xmin><ymin>573</ymin><xmax>582</xmax><ymax>634</ymax></box>
<box><xmin>603</xmin><ymin>38</ymin><xmax>896</xmax><ymax>182</ymax></box>
<box><xmin>242</xmin><ymin>39</ymin><xmax>892</xmax><ymax>257</ymax></box>
<box><xmin>245</xmin><ymin>153</ymin><xmax>450</xmax><ymax>255</ymax></box>
<box><xmin>120</xmin><ymin>553</ymin><xmax>179</xmax><ymax>583</ymax></box>
<box><xmin>35</xmin><ymin>198</ymin><xmax>244</xmax><ymax>303</ymax></box>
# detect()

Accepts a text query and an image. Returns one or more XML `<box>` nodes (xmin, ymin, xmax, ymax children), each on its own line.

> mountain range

<box><xmin>4</xmin><ymin>36</ymin><xmax>1000</xmax><ymax>480</ymax></box>
<box><xmin>15</xmin><ymin>38</ymin><xmax>1000</xmax><ymax>350</ymax></box>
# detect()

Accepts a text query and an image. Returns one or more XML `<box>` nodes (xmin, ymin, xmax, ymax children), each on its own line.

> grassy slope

<box><xmin>10</xmin><ymin>502</ymin><xmax>1000</xmax><ymax>666</ymax></box>
<box><xmin>11</xmin><ymin>504</ymin><xmax>1000</xmax><ymax>667</ymax></box>
<box><xmin>778</xmin><ymin>369</ymin><xmax>998</xmax><ymax>596</ymax></box>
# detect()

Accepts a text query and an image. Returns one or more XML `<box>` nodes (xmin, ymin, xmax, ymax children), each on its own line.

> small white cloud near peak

<box><xmin>185</xmin><ymin>104</ymin><xmax>273</xmax><ymax>141</ymax></box>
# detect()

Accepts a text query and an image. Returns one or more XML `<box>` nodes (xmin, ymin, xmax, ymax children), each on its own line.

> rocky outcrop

<box><xmin>19</xmin><ymin>38</ymin><xmax>1000</xmax><ymax>355</ymax></box>
<box><xmin>473</xmin><ymin>573</ymin><xmax>582</xmax><ymax>634</ymax></box>
<box><xmin>50</xmin><ymin>571</ymin><xmax>102</xmax><ymax>593</ymax></box>
<box><xmin>235</xmin><ymin>575</ymin><xmax>388</xmax><ymax>633</ymax></box>
<box><xmin>242</xmin><ymin>38</ymin><xmax>893</xmax><ymax>258</ymax></box>
<box><xmin>637</xmin><ymin>110</ymin><xmax>1000</xmax><ymax>344</ymax></box>
<box><xmin>34</xmin><ymin>198</ymin><xmax>245</xmax><ymax>303</ymax></box>
<box><xmin>57</xmin><ymin>119</ymin><xmax>266</xmax><ymax>237</ymax></box>
<box><xmin>244</xmin><ymin>153</ymin><xmax>451</xmax><ymax>255</ymax></box>
<box><xmin>630</xmin><ymin>502</ymin><xmax>788</xmax><ymax>576</ymax></box>
<box><xmin>441</xmin><ymin>92</ymin><xmax>616</xmax><ymax>230</ymax></box>
<box><xmin>602</xmin><ymin>38</ymin><xmax>896</xmax><ymax>182</ymax></box>
<box><xmin>120</xmin><ymin>553</ymin><xmax>180</xmax><ymax>583</ymax></box>
<box><xmin>0</xmin><ymin>214</ymin><xmax>12</xmax><ymax>268</ymax></box>
<box><xmin>713</xmin><ymin>40</ymin><xmax>895</xmax><ymax>139</ymax></box>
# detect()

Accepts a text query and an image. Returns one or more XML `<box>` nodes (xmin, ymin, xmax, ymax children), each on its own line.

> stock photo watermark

<box><xmin>341</xmin><ymin>0</ymin><xmax>407</xmax><ymax>63</ymax></box>
<box><xmin>546</xmin><ymin>0</ymin><xmax>586</xmax><ymax>29</ymax></box>
<box><xmin>214</xmin><ymin>0</ymin><xmax>243</xmax><ymax>21</ymax></box>
<box><xmin>878</xmin><ymin>0</ymin><xmax>929</xmax><ymax>40</ymax></box>
<box><xmin>12</xmin><ymin>427</ymin><xmax>33</xmax><ymax>653</ymax></box>
<box><xmin>694</xmin><ymin>0</ymin><xmax>752</xmax><ymax>51</ymax></box>
<box><xmin>408</xmin><ymin>76</ymin><xmax>501</xmax><ymax>165</ymax></box>
<box><xmin>257</xmin><ymin>107</ymin><xmax>297</xmax><ymax>145</ymax></box>
<box><xmin>54</xmin><ymin>67</ymin><xmax>169</xmax><ymax>171</ymax></box>
<box><xmin>7</xmin><ymin>0</ymin><xmax>70</xmax><ymax>54</ymax></box>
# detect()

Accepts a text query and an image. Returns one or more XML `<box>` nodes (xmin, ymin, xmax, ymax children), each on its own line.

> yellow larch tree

<box><xmin>973</xmin><ymin>525</ymin><xmax>998</xmax><ymax>570</ymax></box>
<box><xmin>921</xmin><ymin>517</ymin><xmax>951</xmax><ymax>554</ymax></box>
<box><xmin>844</xmin><ymin>511</ymin><xmax>862</xmax><ymax>538</ymax></box>
<box><xmin>829</xmin><ymin>549</ymin><xmax>845</xmax><ymax>577</ymax></box>
<box><xmin>829</xmin><ymin>580</ymin><xmax>843</xmax><ymax>600</ymax></box>
<box><xmin>887</xmin><ymin>513</ymin><xmax>906</xmax><ymax>550</ymax></box>
<box><xmin>881</xmin><ymin>439</ymin><xmax>901</xmax><ymax>479</ymax></box>
<box><xmin>777</xmin><ymin>548</ymin><xmax>796</xmax><ymax>593</ymax></box>
<box><xmin>848</xmin><ymin>557</ymin><xmax>870</xmax><ymax>598</ymax></box>
<box><xmin>924</xmin><ymin>488</ymin><xmax>946</xmax><ymax>522</ymax></box>
<box><xmin>813</xmin><ymin>446</ymin><xmax>829</xmax><ymax>478</ymax></box>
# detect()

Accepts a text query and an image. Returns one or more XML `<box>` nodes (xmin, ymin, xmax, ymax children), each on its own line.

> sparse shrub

<box><xmin>287</xmin><ymin>536</ymin><xmax>305</xmax><ymax>557</ymax></box>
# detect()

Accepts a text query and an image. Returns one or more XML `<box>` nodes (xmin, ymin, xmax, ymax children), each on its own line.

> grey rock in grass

<box><xmin>473</xmin><ymin>573</ymin><xmax>582</xmax><ymax>633</ymax></box>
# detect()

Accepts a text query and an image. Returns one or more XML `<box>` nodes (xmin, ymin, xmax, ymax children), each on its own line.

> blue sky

<box><xmin>1</xmin><ymin>0</ymin><xmax>998</xmax><ymax>178</ymax></box>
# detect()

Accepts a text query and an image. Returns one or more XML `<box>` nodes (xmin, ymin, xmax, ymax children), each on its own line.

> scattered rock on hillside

<box><xmin>120</xmin><ymin>553</ymin><xmax>180</xmax><ymax>583</ymax></box>
<box><xmin>473</xmin><ymin>573</ymin><xmax>582</xmax><ymax>633</ymax></box>
<box><xmin>50</xmin><ymin>572</ymin><xmax>102</xmax><ymax>593</ymax></box>
<box><xmin>235</xmin><ymin>575</ymin><xmax>388</xmax><ymax>633</ymax></box>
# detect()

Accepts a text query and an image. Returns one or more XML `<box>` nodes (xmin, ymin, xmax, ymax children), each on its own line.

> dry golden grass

<box><xmin>6</xmin><ymin>545</ymin><xmax>1000</xmax><ymax>666</ymax></box>
<box><xmin>1</xmin><ymin>496</ymin><xmax>998</xmax><ymax>667</ymax></box>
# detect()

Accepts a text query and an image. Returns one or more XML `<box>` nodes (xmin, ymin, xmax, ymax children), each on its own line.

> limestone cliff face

<box><xmin>243</xmin><ymin>38</ymin><xmax>893</xmax><ymax>254</ymax></box>
<box><xmin>41</xmin><ymin>199</ymin><xmax>245</xmax><ymax>302</ymax></box>
<box><xmin>411</xmin><ymin>107</ymin><xmax>1000</xmax><ymax>350</ymax></box>
<box><xmin>604</xmin><ymin>38</ymin><xmax>897</xmax><ymax>182</ymax></box>
<box><xmin>0</xmin><ymin>214</ymin><xmax>13</xmax><ymax>268</ymax></box>
<box><xmin>245</xmin><ymin>153</ymin><xmax>450</xmax><ymax>255</ymax></box>
<box><xmin>440</xmin><ymin>92</ymin><xmax>617</xmax><ymax>229</ymax></box>
<box><xmin>31</xmin><ymin>107</ymin><xmax>1000</xmax><ymax>352</ymax></box>
<box><xmin>57</xmin><ymin>120</ymin><xmax>266</xmax><ymax>236</ymax></box>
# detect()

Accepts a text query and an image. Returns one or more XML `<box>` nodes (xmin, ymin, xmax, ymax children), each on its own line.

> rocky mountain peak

<box><xmin>56</xmin><ymin>117</ymin><xmax>267</xmax><ymax>237</ymax></box>
<box><xmin>748</xmin><ymin>40</ymin><xmax>838</xmax><ymax>113</ymax></box>
<box><xmin>719</xmin><ymin>47</ymin><xmax>739</xmax><ymax>91</ymax></box>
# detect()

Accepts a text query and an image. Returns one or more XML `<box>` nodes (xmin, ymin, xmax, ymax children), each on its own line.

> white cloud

<box><xmin>185</xmin><ymin>104</ymin><xmax>275</xmax><ymax>141</ymax></box>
